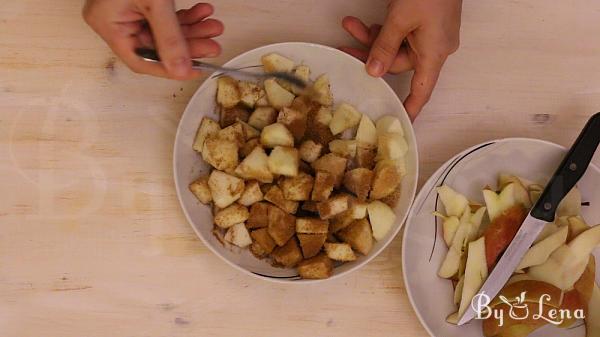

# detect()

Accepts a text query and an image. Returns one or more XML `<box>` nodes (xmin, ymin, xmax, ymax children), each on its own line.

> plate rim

<box><xmin>173</xmin><ymin>41</ymin><xmax>420</xmax><ymax>284</ymax></box>
<box><xmin>401</xmin><ymin>136</ymin><xmax>600</xmax><ymax>337</ymax></box>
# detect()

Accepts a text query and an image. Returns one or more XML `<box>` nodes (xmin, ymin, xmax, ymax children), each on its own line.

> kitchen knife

<box><xmin>458</xmin><ymin>112</ymin><xmax>600</xmax><ymax>325</ymax></box>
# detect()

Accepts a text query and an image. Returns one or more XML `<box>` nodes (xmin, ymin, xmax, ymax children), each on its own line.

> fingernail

<box><xmin>367</xmin><ymin>58</ymin><xmax>384</xmax><ymax>77</ymax></box>
<box><xmin>168</xmin><ymin>57</ymin><xmax>190</xmax><ymax>77</ymax></box>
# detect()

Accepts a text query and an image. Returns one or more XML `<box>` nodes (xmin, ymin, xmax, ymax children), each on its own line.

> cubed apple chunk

<box><xmin>234</xmin><ymin>146</ymin><xmax>273</xmax><ymax>183</ymax></box>
<box><xmin>250</xmin><ymin>228</ymin><xmax>276</xmax><ymax>257</ymax></box>
<box><xmin>356</xmin><ymin>114</ymin><xmax>377</xmax><ymax>146</ymax></box>
<box><xmin>224</xmin><ymin>223</ymin><xmax>253</xmax><ymax>248</ymax></box>
<box><xmin>277</xmin><ymin>107</ymin><xmax>307</xmax><ymax>142</ymax></box>
<box><xmin>317</xmin><ymin>194</ymin><xmax>349</xmax><ymax>220</ymax></box>
<box><xmin>367</xmin><ymin>200</ymin><xmax>396</xmax><ymax>241</ymax></box>
<box><xmin>238</xmin><ymin>81</ymin><xmax>262</xmax><ymax>108</ymax></box>
<box><xmin>311</xmin><ymin>171</ymin><xmax>335</xmax><ymax>201</ymax></box>
<box><xmin>268</xmin><ymin>146</ymin><xmax>299</xmax><ymax>177</ymax></box>
<box><xmin>271</xmin><ymin>237</ymin><xmax>303</xmax><ymax>268</ymax></box>
<box><xmin>280</xmin><ymin>172</ymin><xmax>314</xmax><ymax>201</ymax></box>
<box><xmin>329</xmin><ymin>139</ymin><xmax>357</xmax><ymax>158</ymax></box>
<box><xmin>201</xmin><ymin>137</ymin><xmax>239</xmax><ymax>171</ymax></box>
<box><xmin>264</xmin><ymin>78</ymin><xmax>295</xmax><ymax>110</ymax></box>
<box><xmin>298</xmin><ymin>233</ymin><xmax>327</xmax><ymax>258</ymax></box>
<box><xmin>208</xmin><ymin>170</ymin><xmax>245</xmax><ymax>208</ymax></box>
<box><xmin>312</xmin><ymin>74</ymin><xmax>333</xmax><ymax>106</ymax></box>
<box><xmin>267</xmin><ymin>206</ymin><xmax>296</xmax><ymax>246</ymax></box>
<box><xmin>261</xmin><ymin>53</ymin><xmax>295</xmax><ymax>73</ymax></box>
<box><xmin>216</xmin><ymin>76</ymin><xmax>240</xmax><ymax>108</ymax></box>
<box><xmin>189</xmin><ymin>175</ymin><xmax>212</xmax><ymax>204</ymax></box>
<box><xmin>260</xmin><ymin>123</ymin><xmax>294</xmax><ymax>148</ymax></box>
<box><xmin>329</xmin><ymin>103</ymin><xmax>362</xmax><ymax>135</ymax></box>
<box><xmin>370</xmin><ymin>160</ymin><xmax>401</xmax><ymax>200</ymax></box>
<box><xmin>214</xmin><ymin>204</ymin><xmax>249</xmax><ymax>229</ymax></box>
<box><xmin>193</xmin><ymin>117</ymin><xmax>221</xmax><ymax>153</ymax></box>
<box><xmin>248</xmin><ymin>106</ymin><xmax>277</xmax><ymax>130</ymax></box>
<box><xmin>324</xmin><ymin>242</ymin><xmax>356</xmax><ymax>262</ymax></box>
<box><xmin>297</xmin><ymin>253</ymin><xmax>333</xmax><ymax>279</ymax></box>
<box><xmin>376</xmin><ymin>115</ymin><xmax>404</xmax><ymax>137</ymax></box>
<box><xmin>337</xmin><ymin>218</ymin><xmax>373</xmax><ymax>255</ymax></box>
<box><xmin>299</xmin><ymin>140</ymin><xmax>323</xmax><ymax>163</ymax></box>
<box><xmin>343</xmin><ymin>168</ymin><xmax>374</xmax><ymax>201</ymax></box>
<box><xmin>296</xmin><ymin>218</ymin><xmax>329</xmax><ymax>234</ymax></box>
<box><xmin>237</xmin><ymin>180</ymin><xmax>264</xmax><ymax>206</ymax></box>
<box><xmin>311</xmin><ymin>153</ymin><xmax>347</xmax><ymax>188</ymax></box>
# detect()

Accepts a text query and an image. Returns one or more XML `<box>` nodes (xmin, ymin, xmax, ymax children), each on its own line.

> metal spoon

<box><xmin>135</xmin><ymin>48</ymin><xmax>307</xmax><ymax>88</ymax></box>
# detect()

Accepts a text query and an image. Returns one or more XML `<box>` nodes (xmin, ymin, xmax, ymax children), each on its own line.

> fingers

<box><xmin>403</xmin><ymin>57</ymin><xmax>445</xmax><ymax>120</ymax></box>
<box><xmin>367</xmin><ymin>9</ymin><xmax>412</xmax><ymax>77</ymax></box>
<box><xmin>143</xmin><ymin>0</ymin><xmax>193</xmax><ymax>79</ymax></box>
<box><xmin>187</xmin><ymin>38</ymin><xmax>221</xmax><ymax>58</ymax></box>
<box><xmin>176</xmin><ymin>3</ymin><xmax>214</xmax><ymax>24</ymax></box>
<box><xmin>341</xmin><ymin>16</ymin><xmax>370</xmax><ymax>46</ymax></box>
<box><xmin>180</xmin><ymin>18</ymin><xmax>224</xmax><ymax>39</ymax></box>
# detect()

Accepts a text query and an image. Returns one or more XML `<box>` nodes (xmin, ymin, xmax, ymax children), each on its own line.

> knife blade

<box><xmin>458</xmin><ymin>112</ymin><xmax>600</xmax><ymax>326</ymax></box>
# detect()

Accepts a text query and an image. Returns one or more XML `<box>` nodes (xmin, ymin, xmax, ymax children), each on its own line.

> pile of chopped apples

<box><xmin>436</xmin><ymin>174</ymin><xmax>600</xmax><ymax>337</ymax></box>
<box><xmin>188</xmin><ymin>53</ymin><xmax>409</xmax><ymax>279</ymax></box>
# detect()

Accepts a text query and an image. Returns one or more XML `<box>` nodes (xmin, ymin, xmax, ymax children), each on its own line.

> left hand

<box><xmin>340</xmin><ymin>0</ymin><xmax>462</xmax><ymax>120</ymax></box>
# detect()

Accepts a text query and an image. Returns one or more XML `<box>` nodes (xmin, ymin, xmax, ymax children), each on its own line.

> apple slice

<box><xmin>483</xmin><ymin>183</ymin><xmax>517</xmax><ymax>222</ymax></box>
<box><xmin>454</xmin><ymin>275</ymin><xmax>465</xmax><ymax>305</ymax></box>
<box><xmin>446</xmin><ymin>312</ymin><xmax>459</xmax><ymax>325</ymax></box>
<box><xmin>367</xmin><ymin>200</ymin><xmax>396</xmax><ymax>241</ymax></box>
<box><xmin>433</xmin><ymin>213</ymin><xmax>460</xmax><ymax>246</ymax></box>
<box><xmin>458</xmin><ymin>237</ymin><xmax>488</xmax><ymax>318</ymax></box>
<box><xmin>557</xmin><ymin>187</ymin><xmax>582</xmax><ymax>217</ymax></box>
<box><xmin>517</xmin><ymin>225</ymin><xmax>568</xmax><ymax>270</ymax></box>
<box><xmin>438</xmin><ymin>219</ymin><xmax>470</xmax><ymax>279</ymax></box>
<box><xmin>355</xmin><ymin>114</ymin><xmax>377</xmax><ymax>146</ymax></box>
<box><xmin>528</xmin><ymin>224</ymin><xmax>600</xmax><ymax>290</ymax></box>
<box><xmin>568</xmin><ymin>215</ymin><xmax>590</xmax><ymax>241</ymax></box>
<box><xmin>534</xmin><ymin>222</ymin><xmax>561</xmax><ymax>244</ymax></box>
<box><xmin>498</xmin><ymin>174</ymin><xmax>532</xmax><ymax>208</ymax></box>
<box><xmin>437</xmin><ymin>185</ymin><xmax>469</xmax><ymax>217</ymax></box>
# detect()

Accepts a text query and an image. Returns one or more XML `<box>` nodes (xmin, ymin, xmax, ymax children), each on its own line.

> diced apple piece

<box><xmin>248</xmin><ymin>106</ymin><xmax>277</xmax><ymax>130</ymax></box>
<box><xmin>297</xmin><ymin>253</ymin><xmax>333</xmax><ymax>279</ymax></box>
<box><xmin>267</xmin><ymin>206</ymin><xmax>296</xmax><ymax>246</ymax></box>
<box><xmin>216</xmin><ymin>76</ymin><xmax>240</xmax><ymax>108</ymax></box>
<box><xmin>483</xmin><ymin>183</ymin><xmax>517</xmax><ymax>221</ymax></box>
<box><xmin>250</xmin><ymin>228</ymin><xmax>276</xmax><ymax>257</ymax></box>
<box><xmin>454</xmin><ymin>276</ymin><xmax>465</xmax><ymax>305</ymax></box>
<box><xmin>356</xmin><ymin>114</ymin><xmax>377</xmax><ymax>146</ymax></box>
<box><xmin>343</xmin><ymin>168</ymin><xmax>373</xmax><ymax>201</ymax></box>
<box><xmin>568</xmin><ymin>216</ymin><xmax>590</xmax><ymax>241</ymax></box>
<box><xmin>376</xmin><ymin>115</ymin><xmax>404</xmax><ymax>137</ymax></box>
<box><xmin>214</xmin><ymin>204</ymin><xmax>249</xmax><ymax>229</ymax></box>
<box><xmin>260</xmin><ymin>123</ymin><xmax>294</xmax><ymax>148</ymax></box>
<box><xmin>349</xmin><ymin>198</ymin><xmax>368</xmax><ymax>219</ymax></box>
<box><xmin>529</xmin><ymin>225</ymin><xmax>600</xmax><ymax>290</ymax></box>
<box><xmin>317</xmin><ymin>194</ymin><xmax>349</xmax><ymax>220</ymax></box>
<box><xmin>446</xmin><ymin>312</ymin><xmax>459</xmax><ymax>325</ymax></box>
<box><xmin>193</xmin><ymin>117</ymin><xmax>221</xmax><ymax>153</ymax></box>
<box><xmin>438</xmin><ymin>220</ymin><xmax>470</xmax><ymax>278</ymax></box>
<box><xmin>314</xmin><ymin>106</ymin><xmax>332</xmax><ymax>125</ymax></box>
<box><xmin>457</xmin><ymin>237</ymin><xmax>488</xmax><ymax>318</ymax></box>
<box><xmin>268</xmin><ymin>146</ymin><xmax>299</xmax><ymax>177</ymax></box>
<box><xmin>237</xmin><ymin>180</ymin><xmax>263</xmax><ymax>206</ymax></box>
<box><xmin>218</xmin><ymin>122</ymin><xmax>245</xmax><ymax>147</ymax></box>
<box><xmin>219</xmin><ymin>106</ymin><xmax>249</xmax><ymax>128</ymax></box>
<box><xmin>224</xmin><ymin>223</ymin><xmax>253</xmax><ymax>248</ymax></box>
<box><xmin>261</xmin><ymin>53</ymin><xmax>295</xmax><ymax>73</ymax></box>
<box><xmin>202</xmin><ymin>137</ymin><xmax>239</xmax><ymax>171</ymax></box>
<box><xmin>280</xmin><ymin>172</ymin><xmax>313</xmax><ymax>201</ymax></box>
<box><xmin>291</xmin><ymin>65</ymin><xmax>310</xmax><ymax>95</ymax></box>
<box><xmin>264</xmin><ymin>78</ymin><xmax>295</xmax><ymax>110</ymax></box>
<box><xmin>311</xmin><ymin>170</ymin><xmax>335</xmax><ymax>201</ymax></box>
<box><xmin>337</xmin><ymin>218</ymin><xmax>373</xmax><ymax>255</ymax></box>
<box><xmin>189</xmin><ymin>175</ymin><xmax>212</xmax><ymax>204</ymax></box>
<box><xmin>296</xmin><ymin>217</ymin><xmax>328</xmax><ymax>234</ymax></box>
<box><xmin>208</xmin><ymin>170</ymin><xmax>245</xmax><ymax>208</ymax></box>
<box><xmin>311</xmin><ymin>153</ymin><xmax>348</xmax><ymax>187</ymax></box>
<box><xmin>437</xmin><ymin>185</ymin><xmax>469</xmax><ymax>217</ymax></box>
<box><xmin>329</xmin><ymin>103</ymin><xmax>362</xmax><ymax>135</ymax></box>
<box><xmin>434</xmin><ymin>214</ymin><xmax>460</xmax><ymax>246</ymax></box>
<box><xmin>297</xmin><ymin>233</ymin><xmax>327</xmax><ymax>258</ymax></box>
<box><xmin>234</xmin><ymin>146</ymin><xmax>273</xmax><ymax>183</ymax></box>
<box><xmin>517</xmin><ymin>226</ymin><xmax>568</xmax><ymax>270</ymax></box>
<box><xmin>356</xmin><ymin>144</ymin><xmax>377</xmax><ymax>169</ymax></box>
<box><xmin>324</xmin><ymin>242</ymin><xmax>356</xmax><ymax>262</ymax></box>
<box><xmin>327</xmin><ymin>140</ymin><xmax>355</xmax><ymax>159</ymax></box>
<box><xmin>237</xmin><ymin>120</ymin><xmax>260</xmax><ymax>140</ymax></box>
<box><xmin>271</xmin><ymin>237</ymin><xmax>303</xmax><ymax>267</ymax></box>
<box><xmin>312</xmin><ymin>74</ymin><xmax>333</xmax><ymax>106</ymax></box>
<box><xmin>277</xmin><ymin>107</ymin><xmax>307</xmax><ymax>142</ymax></box>
<box><xmin>376</xmin><ymin>132</ymin><xmax>408</xmax><ymax>161</ymax></box>
<box><xmin>298</xmin><ymin>140</ymin><xmax>322</xmax><ymax>163</ymax></box>
<box><xmin>264</xmin><ymin>185</ymin><xmax>298</xmax><ymax>214</ymax></box>
<box><xmin>370</xmin><ymin>160</ymin><xmax>401</xmax><ymax>200</ymax></box>
<box><xmin>238</xmin><ymin>81</ymin><xmax>262</xmax><ymax>108</ymax></box>
<box><xmin>367</xmin><ymin>200</ymin><xmax>397</xmax><ymax>241</ymax></box>
<box><xmin>246</xmin><ymin>202</ymin><xmax>270</xmax><ymax>229</ymax></box>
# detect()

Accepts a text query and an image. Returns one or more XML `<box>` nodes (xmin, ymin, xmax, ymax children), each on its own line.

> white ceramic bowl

<box><xmin>402</xmin><ymin>138</ymin><xmax>600</xmax><ymax>337</ymax></box>
<box><xmin>173</xmin><ymin>42</ymin><xmax>419</xmax><ymax>283</ymax></box>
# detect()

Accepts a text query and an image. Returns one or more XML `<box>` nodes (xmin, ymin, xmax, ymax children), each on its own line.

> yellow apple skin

<box><xmin>482</xmin><ymin>302</ymin><xmax>547</xmax><ymax>337</ymax></box>
<box><xmin>586</xmin><ymin>284</ymin><xmax>600</xmax><ymax>337</ymax></box>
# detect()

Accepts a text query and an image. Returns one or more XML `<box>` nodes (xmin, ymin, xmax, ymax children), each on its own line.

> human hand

<box><xmin>340</xmin><ymin>0</ymin><xmax>462</xmax><ymax>120</ymax></box>
<box><xmin>83</xmin><ymin>1</ymin><xmax>224</xmax><ymax>80</ymax></box>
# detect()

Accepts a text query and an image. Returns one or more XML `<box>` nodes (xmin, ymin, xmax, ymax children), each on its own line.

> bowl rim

<box><xmin>401</xmin><ymin>137</ymin><xmax>600</xmax><ymax>336</ymax></box>
<box><xmin>174</xmin><ymin>41</ymin><xmax>419</xmax><ymax>284</ymax></box>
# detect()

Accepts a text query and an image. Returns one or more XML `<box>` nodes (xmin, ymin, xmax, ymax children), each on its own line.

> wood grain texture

<box><xmin>0</xmin><ymin>0</ymin><xmax>599</xmax><ymax>336</ymax></box>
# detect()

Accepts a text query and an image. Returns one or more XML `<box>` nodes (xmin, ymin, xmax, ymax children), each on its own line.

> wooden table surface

<box><xmin>1</xmin><ymin>0</ymin><xmax>599</xmax><ymax>336</ymax></box>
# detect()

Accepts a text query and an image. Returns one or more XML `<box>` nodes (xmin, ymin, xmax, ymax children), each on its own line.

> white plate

<box><xmin>173</xmin><ymin>42</ymin><xmax>419</xmax><ymax>283</ymax></box>
<box><xmin>402</xmin><ymin>138</ymin><xmax>600</xmax><ymax>337</ymax></box>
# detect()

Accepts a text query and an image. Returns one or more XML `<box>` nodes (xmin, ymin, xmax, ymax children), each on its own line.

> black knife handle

<box><xmin>531</xmin><ymin>112</ymin><xmax>600</xmax><ymax>222</ymax></box>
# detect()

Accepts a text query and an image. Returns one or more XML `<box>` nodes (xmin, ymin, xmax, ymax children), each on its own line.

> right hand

<box><xmin>83</xmin><ymin>1</ymin><xmax>224</xmax><ymax>80</ymax></box>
